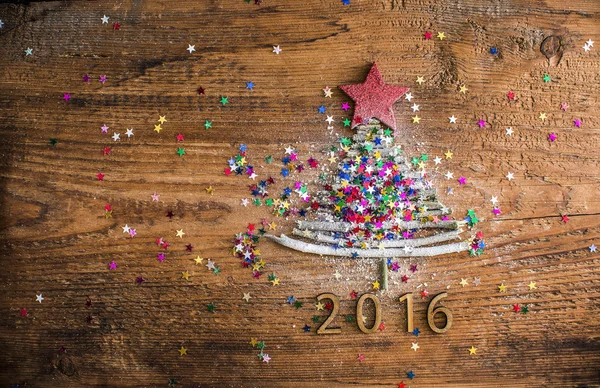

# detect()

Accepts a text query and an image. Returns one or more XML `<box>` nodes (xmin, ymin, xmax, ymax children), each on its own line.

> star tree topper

<box><xmin>339</xmin><ymin>63</ymin><xmax>409</xmax><ymax>130</ymax></box>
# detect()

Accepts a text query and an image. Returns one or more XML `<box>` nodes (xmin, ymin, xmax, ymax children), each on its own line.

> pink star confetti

<box><xmin>109</xmin><ymin>260</ymin><xmax>117</xmax><ymax>270</ymax></box>
<box><xmin>560</xmin><ymin>102</ymin><xmax>569</xmax><ymax>111</ymax></box>
<box><xmin>341</xmin><ymin>102</ymin><xmax>350</xmax><ymax>111</ymax></box>
<box><xmin>82</xmin><ymin>74</ymin><xmax>90</xmax><ymax>82</ymax></box>
<box><xmin>573</xmin><ymin>119</ymin><xmax>582</xmax><ymax>128</ymax></box>
<box><xmin>157</xmin><ymin>253</ymin><xmax>165</xmax><ymax>262</ymax></box>
<box><xmin>101</xmin><ymin>124</ymin><xmax>109</xmax><ymax>133</ymax></box>
<box><xmin>357</xmin><ymin>354</ymin><xmax>365</xmax><ymax>362</ymax></box>
<box><xmin>458</xmin><ymin>176</ymin><xmax>466</xmax><ymax>185</ymax></box>
<box><xmin>262</xmin><ymin>354</ymin><xmax>271</xmax><ymax>363</ymax></box>
<box><xmin>63</xmin><ymin>93</ymin><xmax>71</xmax><ymax>102</ymax></box>
<box><xmin>151</xmin><ymin>193</ymin><xmax>160</xmax><ymax>201</ymax></box>
<box><xmin>99</xmin><ymin>75</ymin><xmax>107</xmax><ymax>84</ymax></box>
<box><xmin>477</xmin><ymin>119</ymin><xmax>486</xmax><ymax>128</ymax></box>
<box><xmin>128</xmin><ymin>229</ymin><xmax>136</xmax><ymax>238</ymax></box>
<box><xmin>548</xmin><ymin>133</ymin><xmax>557</xmax><ymax>142</ymax></box>
<box><xmin>492</xmin><ymin>207</ymin><xmax>501</xmax><ymax>216</ymax></box>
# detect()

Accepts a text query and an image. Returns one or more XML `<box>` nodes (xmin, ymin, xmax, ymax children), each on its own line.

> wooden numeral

<box><xmin>398</xmin><ymin>293</ymin><xmax>414</xmax><ymax>333</ymax></box>
<box><xmin>316</xmin><ymin>293</ymin><xmax>342</xmax><ymax>334</ymax></box>
<box><xmin>356</xmin><ymin>293</ymin><xmax>382</xmax><ymax>334</ymax></box>
<box><xmin>427</xmin><ymin>292</ymin><xmax>453</xmax><ymax>333</ymax></box>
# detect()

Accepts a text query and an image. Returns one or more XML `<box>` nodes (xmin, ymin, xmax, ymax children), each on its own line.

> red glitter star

<box><xmin>97</xmin><ymin>172</ymin><xmax>104</xmax><ymax>181</ymax></box>
<box><xmin>112</xmin><ymin>22</ymin><xmax>121</xmax><ymax>30</ymax></box>
<box><xmin>197</xmin><ymin>86</ymin><xmax>206</xmax><ymax>95</ymax></box>
<box><xmin>507</xmin><ymin>91</ymin><xmax>515</xmax><ymax>100</ymax></box>
<box><xmin>424</xmin><ymin>31</ymin><xmax>432</xmax><ymax>39</ymax></box>
<box><xmin>339</xmin><ymin>63</ymin><xmax>409</xmax><ymax>130</ymax></box>
<box><xmin>513</xmin><ymin>304</ymin><xmax>521</xmax><ymax>313</ymax></box>
<box><xmin>561</xmin><ymin>214</ymin><xmax>569</xmax><ymax>223</ymax></box>
<box><xmin>421</xmin><ymin>289</ymin><xmax>429</xmax><ymax>298</ymax></box>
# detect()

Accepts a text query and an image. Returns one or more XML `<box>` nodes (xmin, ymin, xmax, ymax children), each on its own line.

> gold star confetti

<box><xmin>250</xmin><ymin>338</ymin><xmax>258</xmax><ymax>347</ymax></box>
<box><xmin>243</xmin><ymin>293</ymin><xmax>251</xmax><ymax>302</ymax></box>
<box><xmin>158</xmin><ymin>115</ymin><xmax>167</xmax><ymax>124</ymax></box>
<box><xmin>194</xmin><ymin>256</ymin><xmax>204</xmax><ymax>265</ymax></box>
<box><xmin>176</xmin><ymin>229</ymin><xmax>185</xmax><ymax>238</ymax></box>
<box><xmin>206</xmin><ymin>186</ymin><xmax>214</xmax><ymax>194</ymax></box>
<box><xmin>154</xmin><ymin>124</ymin><xmax>162</xmax><ymax>133</ymax></box>
<box><xmin>498</xmin><ymin>282</ymin><xmax>507</xmax><ymax>292</ymax></box>
<box><xmin>459</xmin><ymin>85</ymin><xmax>468</xmax><ymax>94</ymax></box>
<box><xmin>460</xmin><ymin>278</ymin><xmax>468</xmax><ymax>287</ymax></box>
<box><xmin>271</xmin><ymin>277</ymin><xmax>280</xmax><ymax>286</ymax></box>
<box><xmin>412</xmin><ymin>115</ymin><xmax>421</xmax><ymax>124</ymax></box>
<box><xmin>437</xmin><ymin>32</ymin><xmax>446</xmax><ymax>40</ymax></box>
<box><xmin>445</xmin><ymin>150</ymin><xmax>453</xmax><ymax>159</ymax></box>
<box><xmin>181</xmin><ymin>271</ymin><xmax>190</xmax><ymax>280</ymax></box>
<box><xmin>178</xmin><ymin>346</ymin><xmax>187</xmax><ymax>356</ymax></box>
<box><xmin>469</xmin><ymin>346</ymin><xmax>477</xmax><ymax>355</ymax></box>
<box><xmin>269</xmin><ymin>221</ymin><xmax>277</xmax><ymax>230</ymax></box>
<box><xmin>539</xmin><ymin>112</ymin><xmax>547</xmax><ymax>121</ymax></box>
<box><xmin>416</xmin><ymin>76</ymin><xmax>425</xmax><ymax>85</ymax></box>
<box><xmin>372</xmin><ymin>280</ymin><xmax>380</xmax><ymax>290</ymax></box>
<box><xmin>528</xmin><ymin>281</ymin><xmax>537</xmax><ymax>290</ymax></box>
<box><xmin>315</xmin><ymin>302</ymin><xmax>324</xmax><ymax>311</ymax></box>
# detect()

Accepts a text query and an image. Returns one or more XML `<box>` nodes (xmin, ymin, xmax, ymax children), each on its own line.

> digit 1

<box><xmin>398</xmin><ymin>293</ymin><xmax>414</xmax><ymax>333</ymax></box>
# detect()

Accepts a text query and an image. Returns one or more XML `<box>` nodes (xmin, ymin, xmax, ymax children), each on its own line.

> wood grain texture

<box><xmin>1</xmin><ymin>0</ymin><xmax>600</xmax><ymax>386</ymax></box>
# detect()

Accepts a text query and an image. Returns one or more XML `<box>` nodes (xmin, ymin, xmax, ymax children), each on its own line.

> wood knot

<box><xmin>540</xmin><ymin>35</ymin><xmax>563</xmax><ymax>66</ymax></box>
<box><xmin>57</xmin><ymin>356</ymin><xmax>76</xmax><ymax>376</ymax></box>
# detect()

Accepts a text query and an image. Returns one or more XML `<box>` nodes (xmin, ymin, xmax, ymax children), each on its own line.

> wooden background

<box><xmin>1</xmin><ymin>0</ymin><xmax>599</xmax><ymax>386</ymax></box>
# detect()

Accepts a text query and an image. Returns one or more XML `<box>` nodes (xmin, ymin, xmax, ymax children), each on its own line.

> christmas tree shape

<box><xmin>265</xmin><ymin>64</ymin><xmax>484</xmax><ymax>288</ymax></box>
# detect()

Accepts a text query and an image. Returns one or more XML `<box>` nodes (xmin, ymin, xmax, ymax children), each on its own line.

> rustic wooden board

<box><xmin>1</xmin><ymin>0</ymin><xmax>599</xmax><ymax>386</ymax></box>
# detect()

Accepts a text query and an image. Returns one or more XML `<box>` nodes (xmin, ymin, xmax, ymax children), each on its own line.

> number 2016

<box><xmin>316</xmin><ymin>292</ymin><xmax>453</xmax><ymax>335</ymax></box>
